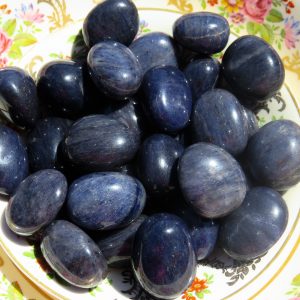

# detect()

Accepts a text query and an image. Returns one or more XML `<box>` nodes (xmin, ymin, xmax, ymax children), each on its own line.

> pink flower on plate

<box><xmin>243</xmin><ymin>0</ymin><xmax>272</xmax><ymax>23</ymax></box>
<box><xmin>0</xmin><ymin>30</ymin><xmax>12</xmax><ymax>56</ymax></box>
<box><xmin>288</xmin><ymin>298</ymin><xmax>300</xmax><ymax>300</ymax></box>
<box><xmin>230</xmin><ymin>12</ymin><xmax>245</xmax><ymax>24</ymax></box>
<box><xmin>284</xmin><ymin>16</ymin><xmax>300</xmax><ymax>49</ymax></box>
<box><xmin>0</xmin><ymin>57</ymin><xmax>8</xmax><ymax>68</ymax></box>
<box><xmin>16</xmin><ymin>3</ymin><xmax>44</xmax><ymax>23</ymax></box>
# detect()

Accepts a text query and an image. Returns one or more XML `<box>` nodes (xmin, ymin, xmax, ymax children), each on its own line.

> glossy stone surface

<box><xmin>88</xmin><ymin>41</ymin><xmax>142</xmax><ymax>99</ymax></box>
<box><xmin>184</xmin><ymin>57</ymin><xmax>219</xmax><ymax>99</ymax></box>
<box><xmin>41</xmin><ymin>220</ymin><xmax>108</xmax><ymax>288</ymax></box>
<box><xmin>0</xmin><ymin>125</ymin><xmax>28</xmax><ymax>195</ymax></box>
<box><xmin>246</xmin><ymin>120</ymin><xmax>300</xmax><ymax>191</ymax></box>
<box><xmin>0</xmin><ymin>67</ymin><xmax>39</xmax><ymax>128</ymax></box>
<box><xmin>6</xmin><ymin>170</ymin><xmax>67</xmax><ymax>236</ymax></box>
<box><xmin>178</xmin><ymin>143</ymin><xmax>247</xmax><ymax>218</ymax></box>
<box><xmin>220</xmin><ymin>187</ymin><xmax>288</xmax><ymax>260</ymax></box>
<box><xmin>141</xmin><ymin>66</ymin><xmax>192</xmax><ymax>133</ymax></box>
<box><xmin>27</xmin><ymin>117</ymin><xmax>72</xmax><ymax>172</ymax></box>
<box><xmin>173</xmin><ymin>12</ymin><xmax>229</xmax><ymax>54</ymax></box>
<box><xmin>129</xmin><ymin>32</ymin><xmax>178</xmax><ymax>75</ymax></box>
<box><xmin>83</xmin><ymin>0</ymin><xmax>138</xmax><ymax>48</ymax></box>
<box><xmin>222</xmin><ymin>35</ymin><xmax>285</xmax><ymax>102</ymax></box>
<box><xmin>95</xmin><ymin>215</ymin><xmax>146</xmax><ymax>267</ymax></box>
<box><xmin>64</xmin><ymin>114</ymin><xmax>140</xmax><ymax>171</ymax></box>
<box><xmin>242</xmin><ymin>106</ymin><xmax>259</xmax><ymax>138</ymax></box>
<box><xmin>132</xmin><ymin>213</ymin><xmax>196</xmax><ymax>299</ymax></box>
<box><xmin>192</xmin><ymin>89</ymin><xmax>248</xmax><ymax>156</ymax></box>
<box><xmin>137</xmin><ymin>134</ymin><xmax>184</xmax><ymax>197</ymax></box>
<box><xmin>67</xmin><ymin>172</ymin><xmax>146</xmax><ymax>230</ymax></box>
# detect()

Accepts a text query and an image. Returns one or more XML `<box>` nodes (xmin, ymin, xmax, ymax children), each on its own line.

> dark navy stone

<box><xmin>67</xmin><ymin>172</ymin><xmax>146</xmax><ymax>231</ymax></box>
<box><xmin>129</xmin><ymin>32</ymin><xmax>178</xmax><ymax>75</ymax></box>
<box><xmin>141</xmin><ymin>66</ymin><xmax>192</xmax><ymax>133</ymax></box>
<box><xmin>137</xmin><ymin>134</ymin><xmax>184</xmax><ymax>197</ymax></box>
<box><xmin>0</xmin><ymin>67</ymin><xmax>39</xmax><ymax>128</ymax></box>
<box><xmin>242</xmin><ymin>106</ymin><xmax>259</xmax><ymax>138</ymax></box>
<box><xmin>191</xmin><ymin>89</ymin><xmax>248</xmax><ymax>156</ymax></box>
<box><xmin>220</xmin><ymin>187</ymin><xmax>288</xmax><ymax>260</ymax></box>
<box><xmin>95</xmin><ymin>215</ymin><xmax>146</xmax><ymax>267</ymax></box>
<box><xmin>64</xmin><ymin>114</ymin><xmax>140</xmax><ymax>171</ymax></box>
<box><xmin>246</xmin><ymin>120</ymin><xmax>300</xmax><ymax>191</ymax></box>
<box><xmin>83</xmin><ymin>0</ymin><xmax>139</xmax><ymax>48</ymax></box>
<box><xmin>178</xmin><ymin>143</ymin><xmax>247</xmax><ymax>218</ymax></box>
<box><xmin>6</xmin><ymin>170</ymin><xmax>67</xmax><ymax>236</ymax></box>
<box><xmin>222</xmin><ymin>35</ymin><xmax>285</xmax><ymax>103</ymax></box>
<box><xmin>0</xmin><ymin>124</ymin><xmax>28</xmax><ymax>195</ymax></box>
<box><xmin>173</xmin><ymin>12</ymin><xmax>229</xmax><ymax>54</ymax></box>
<box><xmin>88</xmin><ymin>41</ymin><xmax>142</xmax><ymax>99</ymax></box>
<box><xmin>41</xmin><ymin>220</ymin><xmax>108</xmax><ymax>288</ymax></box>
<box><xmin>132</xmin><ymin>213</ymin><xmax>196</xmax><ymax>299</ymax></box>
<box><xmin>183</xmin><ymin>57</ymin><xmax>219</xmax><ymax>99</ymax></box>
<box><xmin>27</xmin><ymin>117</ymin><xmax>72</xmax><ymax>172</ymax></box>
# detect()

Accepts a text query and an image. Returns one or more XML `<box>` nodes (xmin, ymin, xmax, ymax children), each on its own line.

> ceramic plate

<box><xmin>0</xmin><ymin>1</ymin><xmax>299</xmax><ymax>300</ymax></box>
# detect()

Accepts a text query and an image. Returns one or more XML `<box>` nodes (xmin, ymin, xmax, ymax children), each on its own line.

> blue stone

<box><xmin>0</xmin><ymin>67</ymin><xmax>39</xmax><ymax>128</ymax></box>
<box><xmin>173</xmin><ymin>12</ymin><xmax>229</xmax><ymax>54</ymax></box>
<box><xmin>6</xmin><ymin>169</ymin><xmax>67</xmax><ymax>236</ymax></box>
<box><xmin>67</xmin><ymin>172</ymin><xmax>146</xmax><ymax>231</ymax></box>
<box><xmin>88</xmin><ymin>41</ymin><xmax>142</xmax><ymax>99</ymax></box>
<box><xmin>242</xmin><ymin>106</ymin><xmax>259</xmax><ymax>138</ymax></box>
<box><xmin>41</xmin><ymin>220</ymin><xmax>108</xmax><ymax>288</ymax></box>
<box><xmin>132</xmin><ymin>213</ymin><xmax>196</xmax><ymax>299</ymax></box>
<box><xmin>129</xmin><ymin>32</ymin><xmax>178</xmax><ymax>75</ymax></box>
<box><xmin>220</xmin><ymin>187</ymin><xmax>288</xmax><ymax>260</ymax></box>
<box><xmin>83</xmin><ymin>0</ymin><xmax>139</xmax><ymax>48</ymax></box>
<box><xmin>221</xmin><ymin>35</ymin><xmax>285</xmax><ymax>103</ymax></box>
<box><xmin>0</xmin><ymin>124</ymin><xmax>28</xmax><ymax>195</ymax></box>
<box><xmin>141</xmin><ymin>66</ymin><xmax>192</xmax><ymax>133</ymax></box>
<box><xmin>178</xmin><ymin>143</ymin><xmax>247</xmax><ymax>218</ymax></box>
<box><xmin>246</xmin><ymin>120</ymin><xmax>300</xmax><ymax>191</ymax></box>
<box><xmin>191</xmin><ymin>89</ymin><xmax>248</xmax><ymax>156</ymax></box>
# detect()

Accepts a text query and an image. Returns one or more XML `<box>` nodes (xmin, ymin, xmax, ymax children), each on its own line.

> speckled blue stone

<box><xmin>178</xmin><ymin>143</ymin><xmax>247</xmax><ymax>218</ymax></box>
<box><xmin>27</xmin><ymin>117</ymin><xmax>72</xmax><ymax>172</ymax></box>
<box><xmin>246</xmin><ymin>120</ymin><xmax>300</xmax><ymax>191</ymax></box>
<box><xmin>88</xmin><ymin>41</ymin><xmax>142</xmax><ymax>99</ymax></box>
<box><xmin>242</xmin><ymin>106</ymin><xmax>259</xmax><ymax>138</ymax></box>
<box><xmin>0</xmin><ymin>67</ymin><xmax>39</xmax><ymax>128</ymax></box>
<box><xmin>0</xmin><ymin>124</ymin><xmax>28</xmax><ymax>195</ymax></box>
<box><xmin>184</xmin><ymin>57</ymin><xmax>219</xmax><ymax>99</ymax></box>
<box><xmin>173</xmin><ymin>12</ymin><xmax>229</xmax><ymax>54</ymax></box>
<box><xmin>220</xmin><ymin>187</ymin><xmax>288</xmax><ymax>260</ymax></box>
<box><xmin>222</xmin><ymin>35</ymin><xmax>285</xmax><ymax>103</ymax></box>
<box><xmin>129</xmin><ymin>32</ymin><xmax>178</xmax><ymax>75</ymax></box>
<box><xmin>141</xmin><ymin>66</ymin><xmax>192</xmax><ymax>133</ymax></box>
<box><xmin>6</xmin><ymin>169</ymin><xmax>67</xmax><ymax>236</ymax></box>
<box><xmin>192</xmin><ymin>89</ymin><xmax>248</xmax><ymax>156</ymax></box>
<box><xmin>41</xmin><ymin>220</ymin><xmax>108</xmax><ymax>288</ymax></box>
<box><xmin>83</xmin><ymin>0</ymin><xmax>139</xmax><ymax>48</ymax></box>
<box><xmin>67</xmin><ymin>172</ymin><xmax>146</xmax><ymax>231</ymax></box>
<box><xmin>132</xmin><ymin>213</ymin><xmax>196</xmax><ymax>299</ymax></box>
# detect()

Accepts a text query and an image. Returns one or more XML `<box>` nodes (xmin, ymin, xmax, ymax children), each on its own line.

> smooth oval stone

<box><xmin>41</xmin><ymin>220</ymin><xmax>108</xmax><ymax>288</ymax></box>
<box><xmin>0</xmin><ymin>67</ymin><xmax>39</xmax><ymax>128</ymax></box>
<box><xmin>95</xmin><ymin>215</ymin><xmax>146</xmax><ymax>267</ymax></box>
<box><xmin>83</xmin><ymin>0</ymin><xmax>138</xmax><ymax>48</ymax></box>
<box><xmin>132</xmin><ymin>213</ymin><xmax>196</xmax><ymax>299</ymax></box>
<box><xmin>191</xmin><ymin>89</ymin><xmax>248</xmax><ymax>156</ymax></box>
<box><xmin>246</xmin><ymin>120</ymin><xmax>300</xmax><ymax>191</ymax></box>
<box><xmin>67</xmin><ymin>172</ymin><xmax>146</xmax><ymax>231</ymax></box>
<box><xmin>137</xmin><ymin>134</ymin><xmax>184</xmax><ymax>197</ymax></box>
<box><xmin>222</xmin><ymin>35</ymin><xmax>285</xmax><ymax>103</ymax></box>
<box><xmin>184</xmin><ymin>57</ymin><xmax>219</xmax><ymax>99</ymax></box>
<box><xmin>27</xmin><ymin>117</ymin><xmax>72</xmax><ymax>172</ymax></box>
<box><xmin>88</xmin><ymin>41</ymin><xmax>142</xmax><ymax>99</ymax></box>
<box><xmin>64</xmin><ymin>114</ymin><xmax>140</xmax><ymax>171</ymax></box>
<box><xmin>129</xmin><ymin>32</ymin><xmax>178</xmax><ymax>75</ymax></box>
<box><xmin>220</xmin><ymin>187</ymin><xmax>288</xmax><ymax>260</ymax></box>
<box><xmin>178</xmin><ymin>143</ymin><xmax>247</xmax><ymax>218</ymax></box>
<box><xmin>242</xmin><ymin>106</ymin><xmax>259</xmax><ymax>138</ymax></box>
<box><xmin>6</xmin><ymin>170</ymin><xmax>67</xmax><ymax>236</ymax></box>
<box><xmin>0</xmin><ymin>124</ymin><xmax>28</xmax><ymax>195</ymax></box>
<box><xmin>141</xmin><ymin>66</ymin><xmax>192</xmax><ymax>133</ymax></box>
<box><xmin>173</xmin><ymin>12</ymin><xmax>229</xmax><ymax>54</ymax></box>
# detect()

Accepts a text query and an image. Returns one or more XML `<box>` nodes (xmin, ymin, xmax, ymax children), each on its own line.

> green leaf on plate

<box><xmin>2</xmin><ymin>19</ymin><xmax>17</xmax><ymax>37</ymax></box>
<box><xmin>259</xmin><ymin>24</ymin><xmax>274</xmax><ymax>44</ymax></box>
<box><xmin>292</xmin><ymin>274</ymin><xmax>300</xmax><ymax>286</ymax></box>
<box><xmin>67</xmin><ymin>34</ymin><xmax>77</xmax><ymax>43</ymax></box>
<box><xmin>266</xmin><ymin>9</ymin><xmax>284</xmax><ymax>23</ymax></box>
<box><xmin>7</xmin><ymin>281</ymin><xmax>23</xmax><ymax>300</ymax></box>
<box><xmin>22</xmin><ymin>250</ymin><xmax>35</xmax><ymax>259</ymax></box>
<box><xmin>246</xmin><ymin>22</ymin><xmax>260</xmax><ymax>35</ymax></box>
<box><xmin>201</xmin><ymin>0</ymin><xmax>206</xmax><ymax>10</ymax></box>
<box><xmin>8</xmin><ymin>45</ymin><xmax>22</xmax><ymax>59</ymax></box>
<box><xmin>23</xmin><ymin>20</ymin><xmax>32</xmax><ymax>27</ymax></box>
<box><xmin>196</xmin><ymin>291</ymin><xmax>204</xmax><ymax>298</ymax></box>
<box><xmin>13</xmin><ymin>33</ymin><xmax>37</xmax><ymax>47</ymax></box>
<box><xmin>280</xmin><ymin>28</ymin><xmax>286</xmax><ymax>38</ymax></box>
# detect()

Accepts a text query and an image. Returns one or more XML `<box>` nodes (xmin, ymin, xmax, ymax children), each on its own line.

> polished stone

<box><xmin>242</xmin><ymin>106</ymin><xmax>259</xmax><ymax>138</ymax></box>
